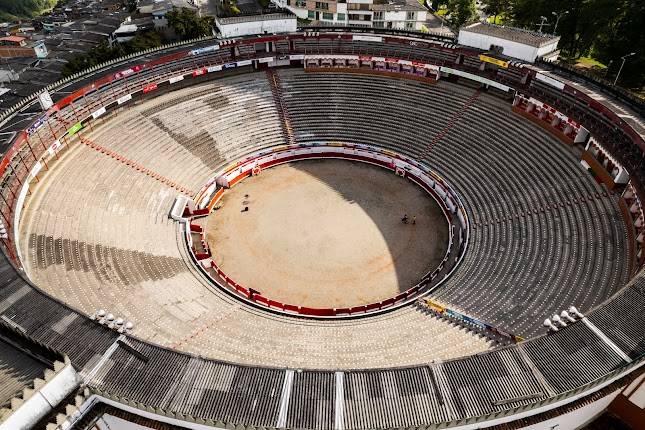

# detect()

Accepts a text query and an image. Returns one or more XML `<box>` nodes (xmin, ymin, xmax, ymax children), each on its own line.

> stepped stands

<box><xmin>0</xmin><ymin>336</ymin><xmax>49</xmax><ymax>409</ymax></box>
<box><xmin>293</xmin><ymin>39</ymin><xmax>459</xmax><ymax>65</ymax></box>
<box><xmin>79</xmin><ymin>273</ymin><xmax>643</xmax><ymax>429</ymax></box>
<box><xmin>0</xmin><ymin>33</ymin><xmax>641</xmax><ymax>428</ymax></box>
<box><xmin>277</xmin><ymin>69</ymin><xmax>629</xmax><ymax>338</ymax></box>
<box><xmin>19</xmin><ymin>72</ymin><xmax>493</xmax><ymax>369</ymax></box>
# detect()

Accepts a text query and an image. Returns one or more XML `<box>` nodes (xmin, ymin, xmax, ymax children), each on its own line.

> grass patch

<box><xmin>486</xmin><ymin>14</ymin><xmax>505</xmax><ymax>25</ymax></box>
<box><xmin>575</xmin><ymin>56</ymin><xmax>607</xmax><ymax>69</ymax></box>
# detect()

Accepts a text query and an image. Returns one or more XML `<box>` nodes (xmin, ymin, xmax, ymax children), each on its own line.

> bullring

<box><xmin>0</xmin><ymin>30</ymin><xmax>642</xmax><ymax>430</ymax></box>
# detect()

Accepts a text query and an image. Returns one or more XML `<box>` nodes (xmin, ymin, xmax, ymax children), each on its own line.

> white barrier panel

<box><xmin>305</xmin><ymin>54</ymin><xmax>360</xmax><ymax>61</ymax></box>
<box><xmin>30</xmin><ymin>161</ymin><xmax>42</xmax><ymax>178</ymax></box>
<box><xmin>198</xmin><ymin>183</ymin><xmax>218</xmax><ymax>209</ymax></box>
<box><xmin>458</xmin><ymin>209</ymin><xmax>466</xmax><ymax>227</ymax></box>
<box><xmin>353</xmin><ymin>35</ymin><xmax>383</xmax><ymax>42</ymax></box>
<box><xmin>237</xmin><ymin>60</ymin><xmax>253</xmax><ymax>67</ymax></box>
<box><xmin>190</xmin><ymin>45</ymin><xmax>220</xmax><ymax>55</ymax></box>
<box><xmin>435</xmin><ymin>186</ymin><xmax>447</xmax><ymax>198</ymax></box>
<box><xmin>170</xmin><ymin>195</ymin><xmax>189</xmax><ymax>221</ymax></box>
<box><xmin>47</xmin><ymin>140</ymin><xmax>61</xmax><ymax>156</ymax></box>
<box><xmin>92</xmin><ymin>107</ymin><xmax>106</xmax><ymax>119</ymax></box>
<box><xmin>169</xmin><ymin>75</ymin><xmax>184</xmax><ymax>84</ymax></box>
<box><xmin>259</xmin><ymin>57</ymin><xmax>274</xmax><ymax>63</ymax></box>
<box><xmin>535</xmin><ymin>72</ymin><xmax>566</xmax><ymax>90</ymax></box>
<box><xmin>207</xmin><ymin>65</ymin><xmax>223</xmax><ymax>73</ymax></box>
<box><xmin>440</xmin><ymin>66</ymin><xmax>512</xmax><ymax>92</ymax></box>
<box><xmin>116</xmin><ymin>94</ymin><xmax>132</xmax><ymax>105</ymax></box>
<box><xmin>290</xmin><ymin>54</ymin><xmax>305</xmax><ymax>60</ymax></box>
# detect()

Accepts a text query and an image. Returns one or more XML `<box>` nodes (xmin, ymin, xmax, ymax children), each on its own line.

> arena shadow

<box><xmin>206</xmin><ymin>158</ymin><xmax>450</xmax><ymax>308</ymax></box>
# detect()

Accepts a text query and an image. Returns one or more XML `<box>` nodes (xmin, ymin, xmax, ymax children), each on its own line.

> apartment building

<box><xmin>276</xmin><ymin>0</ymin><xmax>428</xmax><ymax>31</ymax></box>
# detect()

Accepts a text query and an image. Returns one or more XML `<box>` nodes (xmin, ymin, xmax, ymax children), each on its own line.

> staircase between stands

<box><xmin>267</xmin><ymin>69</ymin><xmax>296</xmax><ymax>146</ymax></box>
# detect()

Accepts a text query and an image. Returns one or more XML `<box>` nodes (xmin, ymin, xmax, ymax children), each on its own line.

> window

<box><xmin>373</xmin><ymin>11</ymin><xmax>384</xmax><ymax>20</ymax></box>
<box><xmin>322</xmin><ymin>12</ymin><xmax>333</xmax><ymax>20</ymax></box>
<box><xmin>336</xmin><ymin>12</ymin><xmax>345</xmax><ymax>20</ymax></box>
<box><xmin>348</xmin><ymin>13</ymin><xmax>371</xmax><ymax>21</ymax></box>
<box><xmin>315</xmin><ymin>2</ymin><xmax>329</xmax><ymax>10</ymax></box>
<box><xmin>295</xmin><ymin>0</ymin><xmax>306</xmax><ymax>6</ymax></box>
<box><xmin>308</xmin><ymin>10</ymin><xmax>315</xmax><ymax>18</ymax></box>
<box><xmin>405</xmin><ymin>21</ymin><xmax>414</xmax><ymax>30</ymax></box>
<box><xmin>373</xmin><ymin>21</ymin><xmax>384</xmax><ymax>28</ymax></box>
<box><xmin>348</xmin><ymin>3</ymin><xmax>369</xmax><ymax>10</ymax></box>
<box><xmin>406</xmin><ymin>11</ymin><xmax>416</xmax><ymax>20</ymax></box>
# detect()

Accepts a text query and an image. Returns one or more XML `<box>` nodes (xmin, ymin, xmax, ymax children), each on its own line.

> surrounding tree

<box><xmin>61</xmin><ymin>31</ymin><xmax>164</xmax><ymax>77</ymax></box>
<box><xmin>482</xmin><ymin>0</ymin><xmax>508</xmax><ymax>24</ymax></box>
<box><xmin>593</xmin><ymin>0</ymin><xmax>645</xmax><ymax>88</ymax></box>
<box><xmin>478</xmin><ymin>0</ymin><xmax>644</xmax><ymax>89</ymax></box>
<box><xmin>126</xmin><ymin>0</ymin><xmax>137</xmax><ymax>12</ymax></box>
<box><xmin>429</xmin><ymin>0</ymin><xmax>448</xmax><ymax>11</ymax></box>
<box><xmin>0</xmin><ymin>0</ymin><xmax>57</xmax><ymax>20</ymax></box>
<box><xmin>165</xmin><ymin>7</ymin><xmax>214</xmax><ymax>40</ymax></box>
<box><xmin>446</xmin><ymin>0</ymin><xmax>476</xmax><ymax>28</ymax></box>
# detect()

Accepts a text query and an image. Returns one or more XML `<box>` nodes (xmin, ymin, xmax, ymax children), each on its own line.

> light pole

<box><xmin>551</xmin><ymin>10</ymin><xmax>568</xmax><ymax>34</ymax></box>
<box><xmin>537</xmin><ymin>16</ymin><xmax>549</xmax><ymax>34</ymax></box>
<box><xmin>604</xmin><ymin>59</ymin><xmax>613</xmax><ymax>78</ymax></box>
<box><xmin>613</xmin><ymin>52</ymin><xmax>636</xmax><ymax>86</ymax></box>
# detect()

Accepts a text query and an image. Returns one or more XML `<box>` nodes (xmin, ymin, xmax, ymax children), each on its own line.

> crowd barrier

<box><xmin>421</xmin><ymin>298</ymin><xmax>524</xmax><ymax>343</ymax></box>
<box><xmin>183</xmin><ymin>143</ymin><xmax>469</xmax><ymax>319</ymax></box>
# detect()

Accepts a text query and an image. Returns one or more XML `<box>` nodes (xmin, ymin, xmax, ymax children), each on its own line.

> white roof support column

<box><xmin>276</xmin><ymin>369</ymin><xmax>294</xmax><ymax>428</ymax></box>
<box><xmin>582</xmin><ymin>318</ymin><xmax>632</xmax><ymax>363</ymax></box>
<box><xmin>334</xmin><ymin>371</ymin><xmax>345</xmax><ymax>430</ymax></box>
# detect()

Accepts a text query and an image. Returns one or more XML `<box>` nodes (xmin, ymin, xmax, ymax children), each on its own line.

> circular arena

<box><xmin>0</xmin><ymin>30</ymin><xmax>642</xmax><ymax>430</ymax></box>
<box><xmin>203</xmin><ymin>159</ymin><xmax>450</xmax><ymax>309</ymax></box>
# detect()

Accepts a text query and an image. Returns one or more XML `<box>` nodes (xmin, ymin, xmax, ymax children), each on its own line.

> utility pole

<box><xmin>551</xmin><ymin>10</ymin><xmax>568</xmax><ymax>34</ymax></box>
<box><xmin>604</xmin><ymin>59</ymin><xmax>613</xmax><ymax>78</ymax></box>
<box><xmin>613</xmin><ymin>52</ymin><xmax>636</xmax><ymax>86</ymax></box>
<box><xmin>536</xmin><ymin>16</ymin><xmax>549</xmax><ymax>34</ymax></box>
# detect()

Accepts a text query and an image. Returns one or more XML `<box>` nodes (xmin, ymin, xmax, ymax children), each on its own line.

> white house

<box><xmin>458</xmin><ymin>22</ymin><xmax>560</xmax><ymax>63</ymax></box>
<box><xmin>216</xmin><ymin>13</ymin><xmax>297</xmax><ymax>38</ymax></box>
<box><xmin>274</xmin><ymin>0</ymin><xmax>427</xmax><ymax>31</ymax></box>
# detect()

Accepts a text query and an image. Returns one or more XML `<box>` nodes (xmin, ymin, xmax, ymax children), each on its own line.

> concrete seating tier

<box><xmin>276</xmin><ymin>69</ymin><xmax>629</xmax><ymax>338</ymax></box>
<box><xmin>19</xmin><ymin>72</ymin><xmax>492</xmax><ymax>370</ymax></box>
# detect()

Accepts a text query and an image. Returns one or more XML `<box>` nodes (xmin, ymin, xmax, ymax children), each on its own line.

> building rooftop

<box><xmin>217</xmin><ymin>12</ymin><xmax>295</xmax><ymax>24</ymax></box>
<box><xmin>371</xmin><ymin>0</ymin><xmax>426</xmax><ymax>12</ymax></box>
<box><xmin>460</xmin><ymin>22</ymin><xmax>560</xmax><ymax>48</ymax></box>
<box><xmin>114</xmin><ymin>24</ymin><xmax>139</xmax><ymax>34</ymax></box>
<box><xmin>0</xmin><ymin>36</ymin><xmax>26</xmax><ymax>44</ymax></box>
<box><xmin>0</xmin><ymin>327</ymin><xmax>61</xmax><ymax>410</ymax></box>
<box><xmin>139</xmin><ymin>0</ymin><xmax>198</xmax><ymax>14</ymax></box>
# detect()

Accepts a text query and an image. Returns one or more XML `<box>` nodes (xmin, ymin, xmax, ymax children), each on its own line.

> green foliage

<box><xmin>482</xmin><ymin>0</ymin><xmax>508</xmax><ymax>24</ymax></box>
<box><xmin>479</xmin><ymin>0</ymin><xmax>645</xmax><ymax>89</ymax></box>
<box><xmin>446</xmin><ymin>0</ymin><xmax>476</xmax><ymax>27</ymax></box>
<box><xmin>258</xmin><ymin>0</ymin><xmax>270</xmax><ymax>7</ymax></box>
<box><xmin>592</xmin><ymin>0</ymin><xmax>644</xmax><ymax>88</ymax></box>
<box><xmin>165</xmin><ymin>7</ymin><xmax>214</xmax><ymax>40</ymax></box>
<box><xmin>0</xmin><ymin>0</ymin><xmax>57</xmax><ymax>20</ymax></box>
<box><xmin>430</xmin><ymin>0</ymin><xmax>448</xmax><ymax>11</ymax></box>
<box><xmin>61</xmin><ymin>31</ymin><xmax>164</xmax><ymax>77</ymax></box>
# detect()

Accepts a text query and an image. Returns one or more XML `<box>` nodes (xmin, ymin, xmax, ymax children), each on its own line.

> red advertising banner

<box><xmin>192</xmin><ymin>68</ymin><xmax>207</xmax><ymax>77</ymax></box>
<box><xmin>143</xmin><ymin>83</ymin><xmax>158</xmax><ymax>93</ymax></box>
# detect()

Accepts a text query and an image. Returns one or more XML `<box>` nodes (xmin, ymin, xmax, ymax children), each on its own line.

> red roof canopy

<box><xmin>0</xmin><ymin>35</ymin><xmax>26</xmax><ymax>43</ymax></box>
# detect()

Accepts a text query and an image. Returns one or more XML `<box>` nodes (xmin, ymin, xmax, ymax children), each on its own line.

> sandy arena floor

<box><xmin>205</xmin><ymin>160</ymin><xmax>449</xmax><ymax>308</ymax></box>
